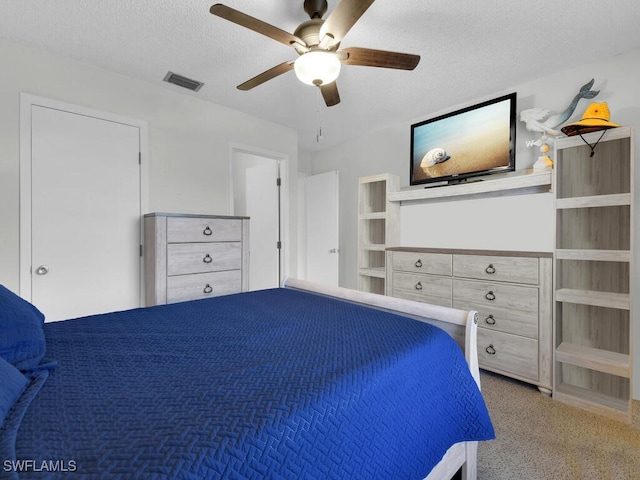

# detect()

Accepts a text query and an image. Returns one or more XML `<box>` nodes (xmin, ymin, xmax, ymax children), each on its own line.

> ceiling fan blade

<box><xmin>320</xmin><ymin>82</ymin><xmax>341</xmax><ymax>107</ymax></box>
<box><xmin>237</xmin><ymin>61</ymin><xmax>295</xmax><ymax>91</ymax></box>
<box><xmin>339</xmin><ymin>47</ymin><xmax>420</xmax><ymax>70</ymax></box>
<box><xmin>318</xmin><ymin>0</ymin><xmax>375</xmax><ymax>49</ymax></box>
<box><xmin>210</xmin><ymin>4</ymin><xmax>305</xmax><ymax>49</ymax></box>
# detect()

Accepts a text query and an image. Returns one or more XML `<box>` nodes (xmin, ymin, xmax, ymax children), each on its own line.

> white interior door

<box><xmin>29</xmin><ymin>105</ymin><xmax>141</xmax><ymax>321</ymax></box>
<box><xmin>245</xmin><ymin>162</ymin><xmax>280</xmax><ymax>290</ymax></box>
<box><xmin>305</xmin><ymin>171</ymin><xmax>339</xmax><ymax>286</ymax></box>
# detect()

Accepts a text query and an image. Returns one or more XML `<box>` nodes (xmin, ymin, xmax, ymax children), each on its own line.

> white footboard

<box><xmin>282</xmin><ymin>278</ymin><xmax>481</xmax><ymax>480</ymax></box>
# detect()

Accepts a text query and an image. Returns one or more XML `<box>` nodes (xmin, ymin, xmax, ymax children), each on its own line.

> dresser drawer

<box><xmin>167</xmin><ymin>242</ymin><xmax>241</xmax><ymax>276</ymax></box>
<box><xmin>391</xmin><ymin>251</ymin><xmax>452</xmax><ymax>275</ymax></box>
<box><xmin>477</xmin><ymin>329</ymin><xmax>538</xmax><ymax>380</ymax></box>
<box><xmin>166</xmin><ymin>217</ymin><xmax>242</xmax><ymax>243</ymax></box>
<box><xmin>392</xmin><ymin>272</ymin><xmax>452</xmax><ymax>307</ymax></box>
<box><xmin>453</xmin><ymin>254</ymin><xmax>538</xmax><ymax>285</ymax></box>
<box><xmin>166</xmin><ymin>270</ymin><xmax>242</xmax><ymax>303</ymax></box>
<box><xmin>452</xmin><ymin>279</ymin><xmax>538</xmax><ymax>338</ymax></box>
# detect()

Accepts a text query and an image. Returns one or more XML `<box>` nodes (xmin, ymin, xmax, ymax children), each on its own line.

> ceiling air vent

<box><xmin>163</xmin><ymin>71</ymin><xmax>204</xmax><ymax>92</ymax></box>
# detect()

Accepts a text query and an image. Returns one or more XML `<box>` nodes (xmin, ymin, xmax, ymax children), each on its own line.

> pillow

<box><xmin>0</xmin><ymin>357</ymin><xmax>28</xmax><ymax>430</ymax></box>
<box><xmin>0</xmin><ymin>285</ymin><xmax>46</xmax><ymax>370</ymax></box>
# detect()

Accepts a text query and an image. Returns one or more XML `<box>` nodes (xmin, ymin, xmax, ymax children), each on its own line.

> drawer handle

<box><xmin>203</xmin><ymin>254</ymin><xmax>213</xmax><ymax>263</ymax></box>
<box><xmin>203</xmin><ymin>226</ymin><xmax>213</xmax><ymax>236</ymax></box>
<box><xmin>415</xmin><ymin>259</ymin><xmax>423</xmax><ymax>268</ymax></box>
<box><xmin>485</xmin><ymin>264</ymin><xmax>496</xmax><ymax>274</ymax></box>
<box><xmin>415</xmin><ymin>281</ymin><xmax>423</xmax><ymax>290</ymax></box>
<box><xmin>485</xmin><ymin>291</ymin><xmax>496</xmax><ymax>301</ymax></box>
<box><xmin>485</xmin><ymin>314</ymin><xmax>496</xmax><ymax>325</ymax></box>
<box><xmin>486</xmin><ymin>344</ymin><xmax>496</xmax><ymax>355</ymax></box>
<box><xmin>203</xmin><ymin>284</ymin><xmax>213</xmax><ymax>294</ymax></box>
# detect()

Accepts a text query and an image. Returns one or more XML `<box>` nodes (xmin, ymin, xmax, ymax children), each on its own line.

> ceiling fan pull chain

<box><xmin>316</xmin><ymin>88</ymin><xmax>324</xmax><ymax>142</ymax></box>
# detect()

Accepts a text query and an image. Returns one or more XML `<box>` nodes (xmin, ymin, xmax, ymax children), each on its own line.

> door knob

<box><xmin>35</xmin><ymin>265</ymin><xmax>50</xmax><ymax>275</ymax></box>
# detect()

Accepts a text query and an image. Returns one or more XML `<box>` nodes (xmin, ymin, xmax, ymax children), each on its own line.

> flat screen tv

<box><xmin>410</xmin><ymin>93</ymin><xmax>517</xmax><ymax>186</ymax></box>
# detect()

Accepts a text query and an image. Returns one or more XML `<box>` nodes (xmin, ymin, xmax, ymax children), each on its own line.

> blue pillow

<box><xmin>0</xmin><ymin>357</ymin><xmax>28</xmax><ymax>431</ymax></box>
<box><xmin>0</xmin><ymin>285</ymin><xmax>46</xmax><ymax>371</ymax></box>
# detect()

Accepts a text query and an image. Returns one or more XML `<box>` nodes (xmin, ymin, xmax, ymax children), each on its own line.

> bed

<box><xmin>0</xmin><ymin>278</ymin><xmax>493</xmax><ymax>479</ymax></box>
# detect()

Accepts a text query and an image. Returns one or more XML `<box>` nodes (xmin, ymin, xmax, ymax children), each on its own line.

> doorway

<box><xmin>231</xmin><ymin>147</ymin><xmax>287</xmax><ymax>290</ymax></box>
<box><xmin>19</xmin><ymin>94</ymin><xmax>147</xmax><ymax>321</ymax></box>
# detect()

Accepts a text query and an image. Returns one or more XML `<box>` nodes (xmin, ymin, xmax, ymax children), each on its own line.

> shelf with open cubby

<box><xmin>357</xmin><ymin>174</ymin><xmax>400</xmax><ymax>295</ymax></box>
<box><xmin>553</xmin><ymin>126</ymin><xmax>634</xmax><ymax>423</ymax></box>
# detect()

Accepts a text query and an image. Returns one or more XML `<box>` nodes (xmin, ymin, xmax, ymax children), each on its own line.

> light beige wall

<box><xmin>310</xmin><ymin>47</ymin><xmax>640</xmax><ymax>399</ymax></box>
<box><xmin>0</xmin><ymin>38</ymin><xmax>299</xmax><ymax>292</ymax></box>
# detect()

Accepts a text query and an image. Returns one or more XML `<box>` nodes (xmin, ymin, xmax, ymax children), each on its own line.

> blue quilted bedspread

<box><xmin>4</xmin><ymin>288</ymin><xmax>493</xmax><ymax>479</ymax></box>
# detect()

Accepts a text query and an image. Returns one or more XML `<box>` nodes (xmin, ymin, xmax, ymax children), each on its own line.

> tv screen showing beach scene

<box><xmin>410</xmin><ymin>93</ymin><xmax>516</xmax><ymax>185</ymax></box>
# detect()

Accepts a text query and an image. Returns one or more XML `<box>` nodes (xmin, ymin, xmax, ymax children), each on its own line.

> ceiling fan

<box><xmin>210</xmin><ymin>0</ymin><xmax>420</xmax><ymax>107</ymax></box>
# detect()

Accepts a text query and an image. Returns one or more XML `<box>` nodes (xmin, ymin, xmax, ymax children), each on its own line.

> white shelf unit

<box><xmin>388</xmin><ymin>169</ymin><xmax>551</xmax><ymax>203</ymax></box>
<box><xmin>357</xmin><ymin>174</ymin><xmax>400</xmax><ymax>294</ymax></box>
<box><xmin>553</xmin><ymin>126</ymin><xmax>634</xmax><ymax>423</ymax></box>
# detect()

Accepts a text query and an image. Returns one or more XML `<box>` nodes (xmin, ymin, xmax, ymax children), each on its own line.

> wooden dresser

<box><xmin>386</xmin><ymin>247</ymin><xmax>553</xmax><ymax>394</ymax></box>
<box><xmin>144</xmin><ymin>213</ymin><xmax>249</xmax><ymax>306</ymax></box>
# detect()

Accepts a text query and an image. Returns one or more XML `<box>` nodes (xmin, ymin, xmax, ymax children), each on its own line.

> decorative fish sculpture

<box><xmin>420</xmin><ymin>148</ymin><xmax>450</xmax><ymax>168</ymax></box>
<box><xmin>519</xmin><ymin>79</ymin><xmax>599</xmax><ymax>135</ymax></box>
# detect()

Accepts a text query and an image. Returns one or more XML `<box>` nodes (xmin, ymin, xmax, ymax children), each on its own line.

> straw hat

<box><xmin>561</xmin><ymin>102</ymin><xmax>620</xmax><ymax>136</ymax></box>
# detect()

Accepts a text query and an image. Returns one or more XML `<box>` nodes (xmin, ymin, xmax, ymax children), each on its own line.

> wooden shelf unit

<box><xmin>553</xmin><ymin>126</ymin><xmax>634</xmax><ymax>423</ymax></box>
<box><xmin>555</xmin><ymin>342</ymin><xmax>630</xmax><ymax>377</ymax></box>
<box><xmin>357</xmin><ymin>174</ymin><xmax>400</xmax><ymax>294</ymax></box>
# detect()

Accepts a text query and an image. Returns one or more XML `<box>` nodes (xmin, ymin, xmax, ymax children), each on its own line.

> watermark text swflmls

<box><xmin>3</xmin><ymin>459</ymin><xmax>77</xmax><ymax>473</ymax></box>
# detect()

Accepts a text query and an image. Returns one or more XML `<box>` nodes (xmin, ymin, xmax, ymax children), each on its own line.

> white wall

<box><xmin>311</xmin><ymin>47</ymin><xmax>640</xmax><ymax>289</ymax></box>
<box><xmin>0</xmin><ymin>38</ymin><xmax>299</xmax><ymax>292</ymax></box>
<box><xmin>310</xmin><ymin>47</ymin><xmax>640</xmax><ymax>399</ymax></box>
<box><xmin>401</xmin><ymin>193</ymin><xmax>554</xmax><ymax>251</ymax></box>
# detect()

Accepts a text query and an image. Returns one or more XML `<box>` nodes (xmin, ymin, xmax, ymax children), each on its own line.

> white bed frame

<box><xmin>282</xmin><ymin>278</ymin><xmax>481</xmax><ymax>480</ymax></box>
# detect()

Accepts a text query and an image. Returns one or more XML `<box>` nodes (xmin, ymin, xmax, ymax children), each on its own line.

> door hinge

<box><xmin>138</xmin><ymin>152</ymin><xmax>142</xmax><ymax>164</ymax></box>
<box><xmin>277</xmin><ymin>241</ymin><xmax>282</xmax><ymax>249</ymax></box>
<box><xmin>140</xmin><ymin>245</ymin><xmax>143</xmax><ymax>257</ymax></box>
<box><xmin>276</xmin><ymin>177</ymin><xmax>281</xmax><ymax>187</ymax></box>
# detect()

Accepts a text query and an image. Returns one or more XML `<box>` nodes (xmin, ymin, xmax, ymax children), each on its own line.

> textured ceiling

<box><xmin>2</xmin><ymin>1</ymin><xmax>639</xmax><ymax>152</ymax></box>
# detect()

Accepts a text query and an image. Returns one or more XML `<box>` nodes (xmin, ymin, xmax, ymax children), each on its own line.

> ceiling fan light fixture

<box><xmin>294</xmin><ymin>51</ymin><xmax>341</xmax><ymax>86</ymax></box>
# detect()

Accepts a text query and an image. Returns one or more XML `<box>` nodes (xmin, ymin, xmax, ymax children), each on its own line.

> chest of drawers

<box><xmin>386</xmin><ymin>247</ymin><xmax>553</xmax><ymax>394</ymax></box>
<box><xmin>144</xmin><ymin>213</ymin><xmax>249</xmax><ymax>305</ymax></box>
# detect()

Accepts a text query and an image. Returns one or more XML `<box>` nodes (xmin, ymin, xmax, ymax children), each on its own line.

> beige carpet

<box><xmin>477</xmin><ymin>371</ymin><xmax>640</xmax><ymax>480</ymax></box>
